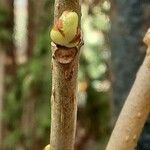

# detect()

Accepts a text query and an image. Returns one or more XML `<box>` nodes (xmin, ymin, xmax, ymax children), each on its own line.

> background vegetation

<box><xmin>0</xmin><ymin>0</ymin><xmax>150</xmax><ymax>150</ymax></box>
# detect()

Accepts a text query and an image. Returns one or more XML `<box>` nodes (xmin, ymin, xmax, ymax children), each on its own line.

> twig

<box><xmin>50</xmin><ymin>0</ymin><xmax>82</xmax><ymax>150</ymax></box>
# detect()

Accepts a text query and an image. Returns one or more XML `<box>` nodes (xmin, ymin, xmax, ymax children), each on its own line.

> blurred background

<box><xmin>0</xmin><ymin>0</ymin><xmax>150</xmax><ymax>150</ymax></box>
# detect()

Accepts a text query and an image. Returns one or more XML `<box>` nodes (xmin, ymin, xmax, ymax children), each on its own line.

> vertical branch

<box><xmin>106</xmin><ymin>29</ymin><xmax>150</xmax><ymax>150</ymax></box>
<box><xmin>50</xmin><ymin>0</ymin><xmax>82</xmax><ymax>150</ymax></box>
<box><xmin>50</xmin><ymin>46</ymin><xmax>79</xmax><ymax>150</ymax></box>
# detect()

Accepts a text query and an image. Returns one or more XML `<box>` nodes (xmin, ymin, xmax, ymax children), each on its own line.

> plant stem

<box><xmin>50</xmin><ymin>0</ymin><xmax>82</xmax><ymax>150</ymax></box>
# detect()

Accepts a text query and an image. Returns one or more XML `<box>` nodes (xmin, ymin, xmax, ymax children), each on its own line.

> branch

<box><xmin>50</xmin><ymin>0</ymin><xmax>82</xmax><ymax>150</ymax></box>
<box><xmin>106</xmin><ymin>29</ymin><xmax>150</xmax><ymax>150</ymax></box>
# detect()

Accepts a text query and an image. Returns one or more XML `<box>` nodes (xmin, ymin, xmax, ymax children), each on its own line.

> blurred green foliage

<box><xmin>0</xmin><ymin>8</ymin><xmax>13</xmax><ymax>45</ymax></box>
<box><xmin>1</xmin><ymin>0</ymin><xmax>111</xmax><ymax>149</ymax></box>
<box><xmin>77</xmin><ymin>1</ymin><xmax>111</xmax><ymax>149</ymax></box>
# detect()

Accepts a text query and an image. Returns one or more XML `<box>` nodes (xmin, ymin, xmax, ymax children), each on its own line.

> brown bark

<box><xmin>50</xmin><ymin>0</ymin><xmax>82</xmax><ymax>150</ymax></box>
<box><xmin>106</xmin><ymin>29</ymin><xmax>150</xmax><ymax>150</ymax></box>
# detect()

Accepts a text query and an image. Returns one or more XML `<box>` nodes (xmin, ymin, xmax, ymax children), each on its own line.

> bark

<box><xmin>0</xmin><ymin>50</ymin><xmax>5</xmax><ymax>149</ymax></box>
<box><xmin>137</xmin><ymin>2</ymin><xmax>150</xmax><ymax>149</ymax></box>
<box><xmin>50</xmin><ymin>0</ymin><xmax>82</xmax><ymax>150</ymax></box>
<box><xmin>106</xmin><ymin>29</ymin><xmax>150</xmax><ymax>150</ymax></box>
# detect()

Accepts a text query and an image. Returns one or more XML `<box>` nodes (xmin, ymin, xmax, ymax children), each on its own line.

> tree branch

<box><xmin>50</xmin><ymin>0</ymin><xmax>82</xmax><ymax>150</ymax></box>
<box><xmin>106</xmin><ymin>29</ymin><xmax>150</xmax><ymax>150</ymax></box>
